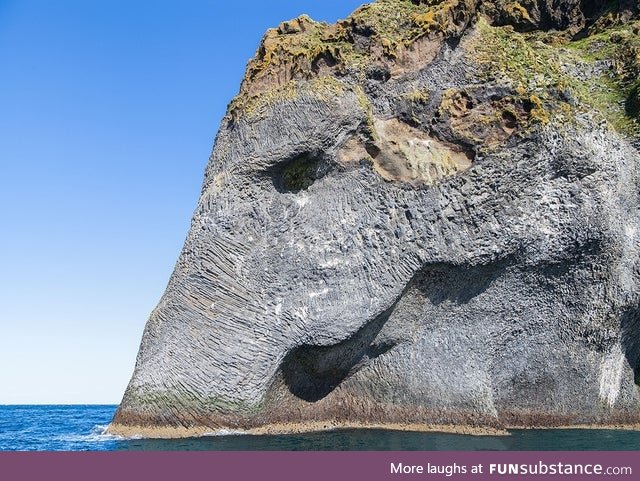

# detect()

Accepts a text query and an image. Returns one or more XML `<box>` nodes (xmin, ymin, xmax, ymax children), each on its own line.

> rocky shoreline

<box><xmin>106</xmin><ymin>421</ymin><xmax>640</xmax><ymax>439</ymax></box>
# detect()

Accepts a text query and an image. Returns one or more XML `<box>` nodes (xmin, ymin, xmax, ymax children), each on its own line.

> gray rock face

<box><xmin>111</xmin><ymin>0</ymin><xmax>640</xmax><ymax>435</ymax></box>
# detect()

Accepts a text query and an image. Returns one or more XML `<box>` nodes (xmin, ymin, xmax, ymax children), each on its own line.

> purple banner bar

<box><xmin>1</xmin><ymin>451</ymin><xmax>638</xmax><ymax>481</ymax></box>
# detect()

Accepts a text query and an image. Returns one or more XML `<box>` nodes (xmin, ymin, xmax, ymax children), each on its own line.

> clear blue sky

<box><xmin>0</xmin><ymin>0</ymin><xmax>365</xmax><ymax>404</ymax></box>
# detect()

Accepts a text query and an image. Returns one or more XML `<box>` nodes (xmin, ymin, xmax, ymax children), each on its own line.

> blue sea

<box><xmin>1</xmin><ymin>405</ymin><xmax>640</xmax><ymax>451</ymax></box>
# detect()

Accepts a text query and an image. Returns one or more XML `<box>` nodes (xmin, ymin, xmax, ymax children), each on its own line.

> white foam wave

<box><xmin>202</xmin><ymin>429</ymin><xmax>248</xmax><ymax>437</ymax></box>
<box><xmin>57</xmin><ymin>424</ymin><xmax>125</xmax><ymax>443</ymax></box>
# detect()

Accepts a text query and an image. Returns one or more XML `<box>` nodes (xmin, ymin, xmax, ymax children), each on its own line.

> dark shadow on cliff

<box><xmin>414</xmin><ymin>261</ymin><xmax>511</xmax><ymax>306</ymax></box>
<box><xmin>280</xmin><ymin>302</ymin><xmax>399</xmax><ymax>402</ymax></box>
<box><xmin>620</xmin><ymin>308</ymin><xmax>640</xmax><ymax>385</ymax></box>
<box><xmin>280</xmin><ymin>259</ymin><xmax>514</xmax><ymax>402</ymax></box>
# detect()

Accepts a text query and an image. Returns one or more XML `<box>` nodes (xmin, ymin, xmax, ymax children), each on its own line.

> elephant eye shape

<box><xmin>270</xmin><ymin>152</ymin><xmax>331</xmax><ymax>194</ymax></box>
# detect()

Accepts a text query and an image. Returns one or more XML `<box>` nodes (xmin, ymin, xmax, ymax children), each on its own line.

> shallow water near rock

<box><xmin>1</xmin><ymin>405</ymin><xmax>640</xmax><ymax>451</ymax></box>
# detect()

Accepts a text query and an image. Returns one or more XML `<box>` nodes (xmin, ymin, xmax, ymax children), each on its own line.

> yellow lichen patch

<box><xmin>503</xmin><ymin>2</ymin><xmax>533</xmax><ymax>24</ymax></box>
<box><xmin>369</xmin><ymin>118</ymin><xmax>473</xmax><ymax>184</ymax></box>
<box><xmin>439</xmin><ymin>89</ymin><xmax>474</xmax><ymax>118</ymax></box>
<box><xmin>528</xmin><ymin>95</ymin><xmax>549</xmax><ymax>124</ymax></box>
<box><xmin>381</xmin><ymin>37</ymin><xmax>400</xmax><ymax>58</ymax></box>
<box><xmin>405</xmin><ymin>89</ymin><xmax>431</xmax><ymax>104</ymax></box>
<box><xmin>229</xmin><ymin>76</ymin><xmax>349</xmax><ymax>120</ymax></box>
<box><xmin>408</xmin><ymin>0</ymin><xmax>477</xmax><ymax>39</ymax></box>
<box><xmin>229</xmin><ymin>80</ymin><xmax>298</xmax><ymax>119</ymax></box>
<box><xmin>413</xmin><ymin>11</ymin><xmax>437</xmax><ymax>30</ymax></box>
<box><xmin>308</xmin><ymin>76</ymin><xmax>346</xmax><ymax>100</ymax></box>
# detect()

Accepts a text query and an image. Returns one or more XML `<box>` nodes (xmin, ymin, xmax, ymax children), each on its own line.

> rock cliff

<box><xmin>110</xmin><ymin>0</ymin><xmax>640</xmax><ymax>437</ymax></box>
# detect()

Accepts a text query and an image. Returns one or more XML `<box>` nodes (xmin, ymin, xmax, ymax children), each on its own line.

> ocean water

<box><xmin>1</xmin><ymin>405</ymin><xmax>640</xmax><ymax>451</ymax></box>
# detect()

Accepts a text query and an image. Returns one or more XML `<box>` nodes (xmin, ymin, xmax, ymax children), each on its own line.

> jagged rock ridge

<box><xmin>110</xmin><ymin>0</ymin><xmax>640</xmax><ymax>437</ymax></box>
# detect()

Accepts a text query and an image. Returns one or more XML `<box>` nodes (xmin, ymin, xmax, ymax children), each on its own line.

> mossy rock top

<box><xmin>229</xmin><ymin>0</ymin><xmax>640</xmax><ymax>139</ymax></box>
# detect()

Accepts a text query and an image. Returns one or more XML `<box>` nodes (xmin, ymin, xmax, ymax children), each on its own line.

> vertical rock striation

<box><xmin>110</xmin><ymin>0</ymin><xmax>640</xmax><ymax>437</ymax></box>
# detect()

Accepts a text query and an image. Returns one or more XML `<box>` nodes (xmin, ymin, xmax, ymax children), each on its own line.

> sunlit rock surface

<box><xmin>110</xmin><ymin>0</ymin><xmax>640</xmax><ymax>437</ymax></box>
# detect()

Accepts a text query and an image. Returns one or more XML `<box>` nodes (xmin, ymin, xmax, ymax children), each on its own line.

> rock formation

<box><xmin>110</xmin><ymin>0</ymin><xmax>640</xmax><ymax>437</ymax></box>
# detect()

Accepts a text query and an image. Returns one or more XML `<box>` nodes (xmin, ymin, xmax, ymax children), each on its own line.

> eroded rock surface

<box><xmin>110</xmin><ymin>0</ymin><xmax>640</xmax><ymax>436</ymax></box>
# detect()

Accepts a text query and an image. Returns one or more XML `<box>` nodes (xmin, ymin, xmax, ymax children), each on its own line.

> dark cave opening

<box><xmin>270</xmin><ymin>152</ymin><xmax>331</xmax><ymax>194</ymax></box>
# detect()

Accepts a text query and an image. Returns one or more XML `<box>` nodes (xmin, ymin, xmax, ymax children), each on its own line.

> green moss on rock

<box><xmin>565</xmin><ymin>20</ymin><xmax>640</xmax><ymax>136</ymax></box>
<box><xmin>468</xmin><ymin>16</ymin><xmax>640</xmax><ymax>138</ymax></box>
<box><xmin>627</xmin><ymin>81</ymin><xmax>640</xmax><ymax>119</ymax></box>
